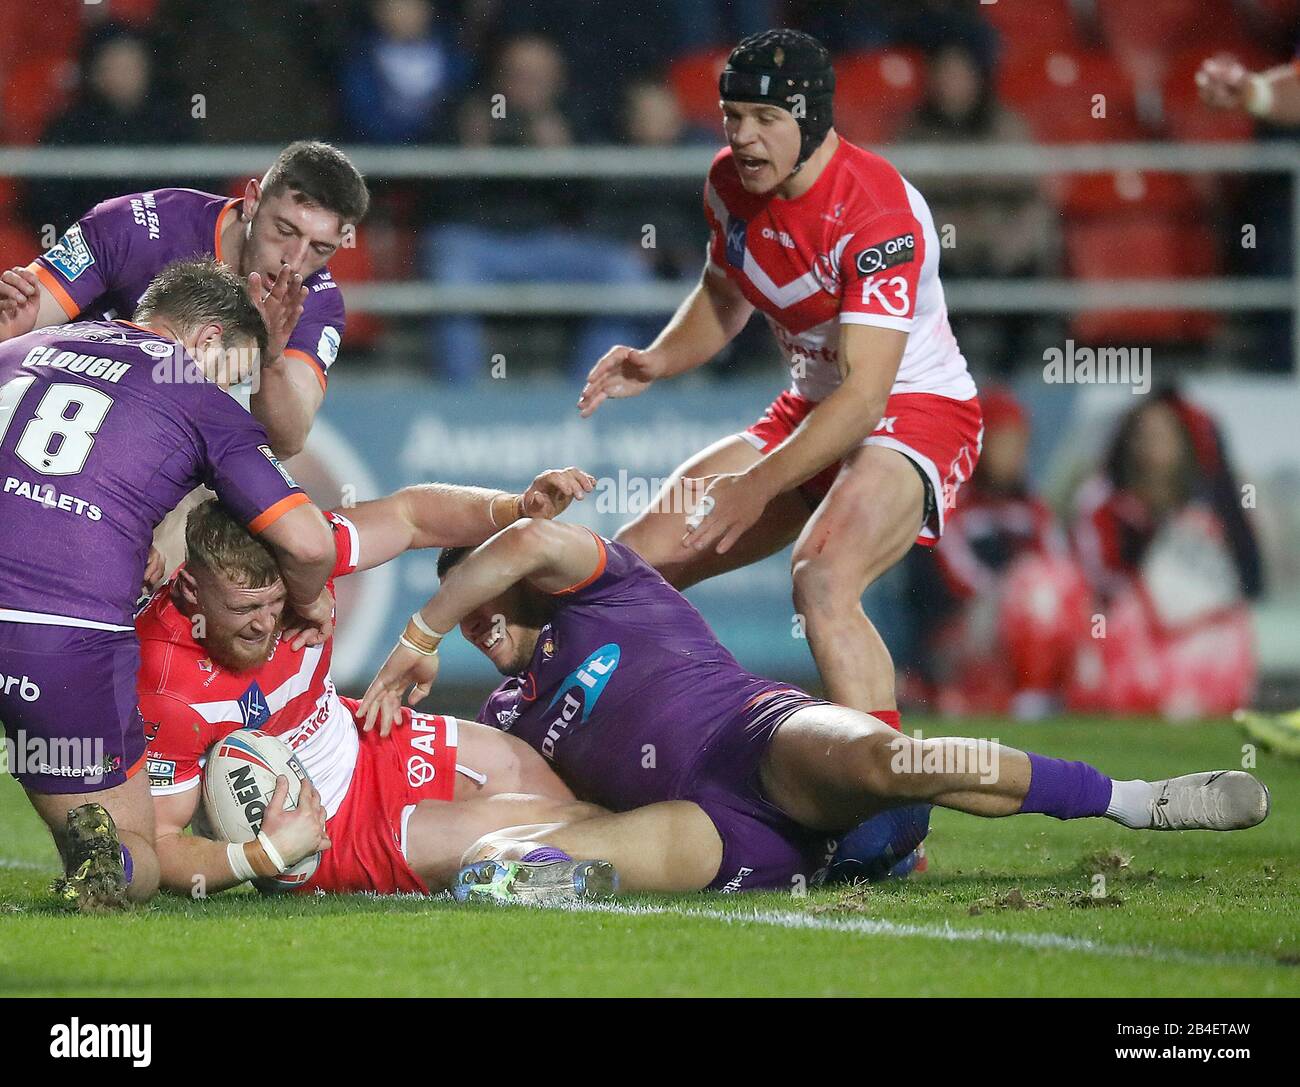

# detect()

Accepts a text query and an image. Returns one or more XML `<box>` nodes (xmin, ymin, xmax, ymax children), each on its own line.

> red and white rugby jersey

<box><xmin>136</xmin><ymin>511</ymin><xmax>363</xmax><ymax>817</ymax></box>
<box><xmin>704</xmin><ymin>139</ymin><xmax>976</xmax><ymax>404</ymax></box>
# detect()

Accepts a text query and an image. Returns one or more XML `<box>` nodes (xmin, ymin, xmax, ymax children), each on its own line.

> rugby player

<box><xmin>140</xmin><ymin>471</ymin><xmax>616</xmax><ymax>898</ymax></box>
<box><xmin>578</xmin><ymin>31</ymin><xmax>979</xmax><ymax>734</ymax></box>
<box><xmin>0</xmin><ymin>259</ymin><xmax>337</xmax><ymax>909</ymax></box>
<box><xmin>0</xmin><ymin>140</ymin><xmax>367</xmax><ymax>460</ymax></box>
<box><xmin>359</xmin><ymin>521</ymin><xmax>1271</xmax><ymax>897</ymax></box>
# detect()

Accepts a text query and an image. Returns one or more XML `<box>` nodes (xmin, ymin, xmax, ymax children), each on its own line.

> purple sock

<box><xmin>120</xmin><ymin>844</ymin><xmax>133</xmax><ymax>884</ymax></box>
<box><xmin>521</xmin><ymin>846</ymin><xmax>572</xmax><ymax>864</ymax></box>
<box><xmin>1019</xmin><ymin>753</ymin><xmax>1113</xmax><ymax>820</ymax></box>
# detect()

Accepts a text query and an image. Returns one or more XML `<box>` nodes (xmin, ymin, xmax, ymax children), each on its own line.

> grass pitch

<box><xmin>2</xmin><ymin>718</ymin><xmax>1297</xmax><ymax>998</ymax></box>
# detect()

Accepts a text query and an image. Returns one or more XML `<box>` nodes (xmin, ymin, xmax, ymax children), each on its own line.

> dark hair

<box><xmin>436</xmin><ymin>546</ymin><xmax>471</xmax><ymax>580</ymax></box>
<box><xmin>134</xmin><ymin>258</ymin><xmax>268</xmax><ymax>355</ymax></box>
<box><xmin>262</xmin><ymin>140</ymin><xmax>370</xmax><ymax>225</ymax></box>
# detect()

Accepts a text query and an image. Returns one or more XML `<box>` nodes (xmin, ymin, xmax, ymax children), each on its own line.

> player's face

<box><xmin>190</xmin><ymin>328</ymin><xmax>259</xmax><ymax>389</ymax></box>
<box><xmin>460</xmin><ymin>588</ymin><xmax>543</xmax><ymax>675</ymax></box>
<box><xmin>241</xmin><ymin>182</ymin><xmax>349</xmax><ymax>283</ymax></box>
<box><xmin>185</xmin><ymin>566</ymin><xmax>287</xmax><ymax>673</ymax></box>
<box><xmin>722</xmin><ymin>100</ymin><xmax>801</xmax><ymax>193</ymax></box>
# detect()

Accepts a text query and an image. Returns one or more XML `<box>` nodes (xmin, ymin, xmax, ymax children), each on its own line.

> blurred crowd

<box><xmin>901</xmin><ymin>383</ymin><xmax>1264</xmax><ymax>720</ymax></box>
<box><xmin>1</xmin><ymin>0</ymin><xmax>1298</xmax><ymax>379</ymax></box>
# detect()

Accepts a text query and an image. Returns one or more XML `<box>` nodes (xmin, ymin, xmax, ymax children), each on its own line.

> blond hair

<box><xmin>184</xmin><ymin>499</ymin><xmax>280</xmax><ymax>587</ymax></box>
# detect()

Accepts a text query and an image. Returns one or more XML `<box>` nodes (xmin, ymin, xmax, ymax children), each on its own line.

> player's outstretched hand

<box><xmin>680</xmin><ymin>471</ymin><xmax>773</xmax><ymax>555</ymax></box>
<box><xmin>283</xmin><ymin>588</ymin><xmax>335</xmax><ymax>651</ymax></box>
<box><xmin>262</xmin><ymin>776</ymin><xmax>331</xmax><ymax>865</ymax></box>
<box><xmin>0</xmin><ymin>267</ymin><xmax>42</xmax><ymax>341</ymax></box>
<box><xmin>247</xmin><ymin>267</ymin><xmax>307</xmax><ymax>363</ymax></box>
<box><xmin>522</xmin><ymin>467</ymin><xmax>596</xmax><ymax>519</ymax></box>
<box><xmin>358</xmin><ymin>642</ymin><xmax>441</xmax><ymax>736</ymax></box>
<box><xmin>577</xmin><ymin>345</ymin><xmax>661</xmax><ymax>417</ymax></box>
<box><xmin>1196</xmin><ymin>55</ymin><xmax>1250</xmax><ymax>110</ymax></box>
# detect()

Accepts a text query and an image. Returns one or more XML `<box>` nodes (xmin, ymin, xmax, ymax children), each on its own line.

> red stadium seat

<box><xmin>1</xmin><ymin>55</ymin><xmax>78</xmax><ymax>144</ymax></box>
<box><xmin>1096</xmin><ymin>0</ymin><xmax>1243</xmax><ymax>63</ymax></box>
<box><xmin>326</xmin><ymin>229</ymin><xmax>383</xmax><ymax>350</ymax></box>
<box><xmin>1067</xmin><ymin>216</ymin><xmax>1218</xmax><ymax>342</ymax></box>
<box><xmin>997</xmin><ymin>47</ymin><xmax>1142</xmax><ymax>142</ymax></box>
<box><xmin>667</xmin><ymin>48</ymin><xmax>731</xmax><ymax>128</ymax></box>
<box><xmin>834</xmin><ymin>48</ymin><xmax>926</xmax><ymax>146</ymax></box>
<box><xmin>0</xmin><ymin>215</ymin><xmax>36</xmax><ymax>268</ymax></box>
<box><xmin>1057</xmin><ymin>170</ymin><xmax>1203</xmax><ymax>217</ymax></box>
<box><xmin>981</xmin><ymin>0</ymin><xmax>1087</xmax><ymax>67</ymax></box>
<box><xmin>1161</xmin><ymin>45</ymin><xmax>1283</xmax><ymax>142</ymax></box>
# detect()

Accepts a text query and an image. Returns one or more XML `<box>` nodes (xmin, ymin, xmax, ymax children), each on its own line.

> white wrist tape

<box><xmin>409</xmin><ymin>610</ymin><xmax>448</xmax><ymax>640</ymax></box>
<box><xmin>257</xmin><ymin>831</ymin><xmax>288</xmax><ymax>874</ymax></box>
<box><xmin>1246</xmin><ymin>74</ymin><xmax>1275</xmax><ymax>118</ymax></box>
<box><xmin>227</xmin><ymin>841</ymin><xmax>257</xmax><ymax>882</ymax></box>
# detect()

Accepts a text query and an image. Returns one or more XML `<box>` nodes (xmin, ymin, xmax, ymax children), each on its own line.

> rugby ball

<box><xmin>201</xmin><ymin>730</ymin><xmax>321</xmax><ymax>893</ymax></box>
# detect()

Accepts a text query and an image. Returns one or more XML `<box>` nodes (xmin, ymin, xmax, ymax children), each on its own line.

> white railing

<box><xmin>4</xmin><ymin>141</ymin><xmax>1298</xmax><ymax>349</ymax></box>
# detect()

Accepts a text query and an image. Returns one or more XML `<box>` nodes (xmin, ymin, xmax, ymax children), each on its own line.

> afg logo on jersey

<box><xmin>238</xmin><ymin>682</ymin><xmax>270</xmax><ymax>728</ymax></box>
<box><xmin>855</xmin><ymin>232</ymin><xmax>915</xmax><ymax>276</ymax></box>
<box><xmin>725</xmin><ymin>218</ymin><xmax>748</xmax><ymax>269</ymax></box>
<box><xmin>44</xmin><ymin>224</ymin><xmax>96</xmax><ymax>282</ymax></box>
<box><xmin>540</xmin><ymin>643</ymin><xmax>620</xmax><ymax>758</ymax></box>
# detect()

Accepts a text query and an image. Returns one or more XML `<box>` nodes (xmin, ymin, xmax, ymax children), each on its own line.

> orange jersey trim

<box><xmin>28</xmin><ymin>262</ymin><xmax>80</xmax><ymax>319</ymax></box>
<box><xmin>550</xmin><ymin>530</ymin><xmax>608</xmax><ymax>595</ymax></box>
<box><xmin>248</xmin><ymin>492</ymin><xmax>311</xmax><ymax>534</ymax></box>
<box><xmin>283</xmin><ymin>348</ymin><xmax>328</xmax><ymax>392</ymax></box>
<box><xmin>122</xmin><ymin>748</ymin><xmax>150</xmax><ymax>781</ymax></box>
<box><xmin>213</xmin><ymin>198</ymin><xmax>241</xmax><ymax>264</ymax></box>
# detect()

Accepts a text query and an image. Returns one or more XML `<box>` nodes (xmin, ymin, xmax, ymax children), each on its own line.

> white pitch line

<box><xmin>0</xmin><ymin>858</ymin><xmax>48</xmax><ymax>872</ymax></box>
<box><xmin>555</xmin><ymin>899</ymin><xmax>1279</xmax><ymax>970</ymax></box>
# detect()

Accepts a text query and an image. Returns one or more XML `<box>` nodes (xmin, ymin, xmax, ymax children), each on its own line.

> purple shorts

<box><xmin>0</xmin><ymin>621</ymin><xmax>147</xmax><ymax>794</ymax></box>
<box><xmin>683</xmin><ymin>688</ymin><xmax>838</xmax><ymax>893</ymax></box>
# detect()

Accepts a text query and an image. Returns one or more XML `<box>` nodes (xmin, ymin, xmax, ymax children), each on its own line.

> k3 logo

<box><xmin>860</xmin><ymin>275</ymin><xmax>911</xmax><ymax>317</ymax></box>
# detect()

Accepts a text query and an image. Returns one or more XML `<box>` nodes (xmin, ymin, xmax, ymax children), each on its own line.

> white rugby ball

<box><xmin>201</xmin><ymin>730</ymin><xmax>321</xmax><ymax>893</ymax></box>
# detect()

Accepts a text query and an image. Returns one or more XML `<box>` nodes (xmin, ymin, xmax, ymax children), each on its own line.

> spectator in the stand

<box><xmin>340</xmin><ymin>0</ymin><xmax>467</xmax><ymax>144</ymax></box>
<box><xmin>457</xmin><ymin>33</ymin><xmax>583</xmax><ymax>148</ymax></box>
<box><xmin>423</xmin><ymin>35</ymin><xmax>652</xmax><ymax>382</ymax></box>
<box><xmin>1070</xmin><ymin>389</ymin><xmax>1263</xmax><ymax>718</ymax></box>
<box><xmin>900</xmin><ymin>43</ymin><xmax>1058</xmax><ymax>370</ymax></box>
<box><xmin>910</xmin><ymin>388</ymin><xmax>1090</xmax><ymax>718</ymax></box>
<box><xmin>581</xmin><ymin>82</ymin><xmax>712</xmax><ymax>283</ymax></box>
<box><xmin>153</xmin><ymin>0</ymin><xmax>332</xmax><ymax>143</ymax></box>
<box><xmin>671</xmin><ymin>1</ymin><xmax>779</xmax><ymax>51</ymax></box>
<box><xmin>24</xmin><ymin>22</ymin><xmax>194</xmax><ymax>235</ymax></box>
<box><xmin>460</xmin><ymin>0</ymin><xmax>679</xmax><ymax>140</ymax></box>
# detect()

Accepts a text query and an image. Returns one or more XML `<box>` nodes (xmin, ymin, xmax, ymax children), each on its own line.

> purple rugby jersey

<box><xmin>30</xmin><ymin>188</ymin><xmax>345</xmax><ymax>388</ymax></box>
<box><xmin>476</xmin><ymin>534</ymin><xmax>796</xmax><ymax>811</ymax></box>
<box><xmin>0</xmin><ymin>321</ymin><xmax>309</xmax><ymax>629</ymax></box>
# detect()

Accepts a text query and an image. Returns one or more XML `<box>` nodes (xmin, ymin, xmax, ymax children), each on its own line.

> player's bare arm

<box><xmin>339</xmin><ymin>467</ymin><xmax>596</xmax><ymax>572</ymax></box>
<box><xmin>578</xmin><ymin>268</ymin><xmax>753</xmax><ymax>416</ymax></box>
<box><xmin>683</xmin><ymin>323</ymin><xmax>906</xmax><ymax>554</ymax></box>
<box><xmin>1198</xmin><ymin>54</ymin><xmax>1300</xmax><ymax>124</ymax></box>
<box><xmin>0</xmin><ymin>266</ymin><xmax>69</xmax><ymax>341</ymax></box>
<box><xmin>358</xmin><ymin>520</ymin><xmax>602</xmax><ymax>730</ymax></box>
<box><xmin>256</xmin><ymin>501</ymin><xmax>336</xmax><ymax>647</ymax></box>
<box><xmin>153</xmin><ymin>774</ymin><xmax>329</xmax><ymax>896</ymax></box>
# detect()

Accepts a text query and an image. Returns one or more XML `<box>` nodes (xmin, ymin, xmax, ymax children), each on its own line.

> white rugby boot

<box><xmin>1146</xmin><ymin>771</ymin><xmax>1270</xmax><ymax>831</ymax></box>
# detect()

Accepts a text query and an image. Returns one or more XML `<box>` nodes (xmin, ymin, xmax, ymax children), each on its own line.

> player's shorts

<box><xmin>302</xmin><ymin>697</ymin><xmax>460</xmax><ymax>895</ymax></box>
<box><xmin>741</xmin><ymin>389</ymin><xmax>984</xmax><ymax>545</ymax></box>
<box><xmin>0</xmin><ymin>621</ymin><xmax>147</xmax><ymax>794</ymax></box>
<box><xmin>682</xmin><ymin>687</ymin><xmax>840</xmax><ymax>893</ymax></box>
